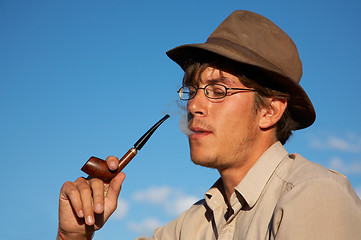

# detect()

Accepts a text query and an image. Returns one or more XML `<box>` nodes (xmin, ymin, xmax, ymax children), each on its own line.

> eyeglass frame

<box><xmin>177</xmin><ymin>83</ymin><xmax>256</xmax><ymax>101</ymax></box>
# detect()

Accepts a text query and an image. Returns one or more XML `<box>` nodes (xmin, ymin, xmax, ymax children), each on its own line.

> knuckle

<box><xmin>89</xmin><ymin>177</ymin><xmax>102</xmax><ymax>183</ymax></box>
<box><xmin>75</xmin><ymin>177</ymin><xmax>90</xmax><ymax>188</ymax></box>
<box><xmin>76</xmin><ymin>177</ymin><xmax>86</xmax><ymax>182</ymax></box>
<box><xmin>62</xmin><ymin>180</ymin><xmax>73</xmax><ymax>188</ymax></box>
<box><xmin>61</xmin><ymin>181</ymin><xmax>75</xmax><ymax>192</ymax></box>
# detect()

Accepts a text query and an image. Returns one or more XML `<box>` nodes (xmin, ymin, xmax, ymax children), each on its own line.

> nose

<box><xmin>187</xmin><ymin>88</ymin><xmax>208</xmax><ymax>120</ymax></box>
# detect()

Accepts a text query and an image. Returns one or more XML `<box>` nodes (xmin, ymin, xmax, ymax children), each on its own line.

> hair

<box><xmin>182</xmin><ymin>61</ymin><xmax>299</xmax><ymax>144</ymax></box>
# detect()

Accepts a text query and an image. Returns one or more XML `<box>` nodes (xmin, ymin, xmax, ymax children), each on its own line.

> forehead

<box><xmin>198</xmin><ymin>67</ymin><xmax>240</xmax><ymax>85</ymax></box>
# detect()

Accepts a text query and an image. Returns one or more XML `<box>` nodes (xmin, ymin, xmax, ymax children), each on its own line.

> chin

<box><xmin>191</xmin><ymin>159</ymin><xmax>217</xmax><ymax>169</ymax></box>
<box><xmin>190</xmin><ymin>151</ymin><xmax>225</xmax><ymax>170</ymax></box>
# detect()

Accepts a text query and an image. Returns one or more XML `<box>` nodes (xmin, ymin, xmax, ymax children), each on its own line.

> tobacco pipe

<box><xmin>81</xmin><ymin>114</ymin><xmax>170</xmax><ymax>181</ymax></box>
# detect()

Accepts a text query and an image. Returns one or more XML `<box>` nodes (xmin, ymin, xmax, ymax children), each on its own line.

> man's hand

<box><xmin>58</xmin><ymin>156</ymin><xmax>124</xmax><ymax>240</ymax></box>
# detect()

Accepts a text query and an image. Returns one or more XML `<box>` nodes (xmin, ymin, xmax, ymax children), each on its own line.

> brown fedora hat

<box><xmin>167</xmin><ymin>10</ymin><xmax>316</xmax><ymax>130</ymax></box>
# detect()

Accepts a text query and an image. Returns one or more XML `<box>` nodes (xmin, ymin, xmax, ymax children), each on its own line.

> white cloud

<box><xmin>310</xmin><ymin>134</ymin><xmax>361</xmax><ymax>152</ymax></box>
<box><xmin>170</xmin><ymin>194</ymin><xmax>198</xmax><ymax>216</ymax></box>
<box><xmin>328</xmin><ymin>136</ymin><xmax>359</xmax><ymax>152</ymax></box>
<box><xmin>112</xmin><ymin>198</ymin><xmax>129</xmax><ymax>219</ymax></box>
<box><xmin>127</xmin><ymin>218</ymin><xmax>164</xmax><ymax>237</ymax></box>
<box><xmin>132</xmin><ymin>186</ymin><xmax>172</xmax><ymax>205</ymax></box>
<box><xmin>132</xmin><ymin>186</ymin><xmax>199</xmax><ymax>216</ymax></box>
<box><xmin>328</xmin><ymin>157</ymin><xmax>361</xmax><ymax>175</ymax></box>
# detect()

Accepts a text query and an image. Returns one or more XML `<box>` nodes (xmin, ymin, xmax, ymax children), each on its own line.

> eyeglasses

<box><xmin>177</xmin><ymin>84</ymin><xmax>256</xmax><ymax>101</ymax></box>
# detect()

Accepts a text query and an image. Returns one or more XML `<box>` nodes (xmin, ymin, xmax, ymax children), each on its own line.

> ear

<box><xmin>259</xmin><ymin>98</ymin><xmax>287</xmax><ymax>129</ymax></box>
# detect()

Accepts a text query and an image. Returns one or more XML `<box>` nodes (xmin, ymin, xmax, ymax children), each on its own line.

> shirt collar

<box><xmin>205</xmin><ymin>141</ymin><xmax>288</xmax><ymax>210</ymax></box>
<box><xmin>205</xmin><ymin>178</ymin><xmax>226</xmax><ymax>211</ymax></box>
<box><xmin>235</xmin><ymin>141</ymin><xmax>288</xmax><ymax>208</ymax></box>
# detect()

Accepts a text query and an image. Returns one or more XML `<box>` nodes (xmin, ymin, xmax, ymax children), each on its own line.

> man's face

<box><xmin>187</xmin><ymin>67</ymin><xmax>262</xmax><ymax>171</ymax></box>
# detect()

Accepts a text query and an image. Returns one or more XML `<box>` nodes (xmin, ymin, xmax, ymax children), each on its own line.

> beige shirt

<box><xmin>136</xmin><ymin>142</ymin><xmax>361</xmax><ymax>239</ymax></box>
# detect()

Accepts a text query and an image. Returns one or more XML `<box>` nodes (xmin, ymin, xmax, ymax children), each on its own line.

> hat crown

<box><xmin>207</xmin><ymin>10</ymin><xmax>302</xmax><ymax>84</ymax></box>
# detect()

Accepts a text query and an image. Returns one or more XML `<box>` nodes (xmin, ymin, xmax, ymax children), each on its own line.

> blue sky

<box><xmin>1</xmin><ymin>0</ymin><xmax>361</xmax><ymax>239</ymax></box>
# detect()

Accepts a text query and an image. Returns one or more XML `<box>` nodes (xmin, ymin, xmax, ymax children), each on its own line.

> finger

<box><xmin>60</xmin><ymin>181</ymin><xmax>85</xmax><ymax>218</ymax></box>
<box><xmin>88</xmin><ymin>178</ymin><xmax>104</xmax><ymax>214</ymax></box>
<box><xmin>105</xmin><ymin>156</ymin><xmax>119</xmax><ymax>171</ymax></box>
<box><xmin>104</xmin><ymin>172</ymin><xmax>126</xmax><ymax>215</ymax></box>
<box><xmin>74</xmin><ymin>177</ymin><xmax>95</xmax><ymax>225</ymax></box>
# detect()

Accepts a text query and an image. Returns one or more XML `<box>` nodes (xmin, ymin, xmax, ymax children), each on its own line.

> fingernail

<box><xmin>95</xmin><ymin>203</ymin><xmax>103</xmax><ymax>213</ymax></box>
<box><xmin>110</xmin><ymin>162</ymin><xmax>117</xmax><ymax>170</ymax></box>
<box><xmin>78</xmin><ymin>210</ymin><xmax>84</xmax><ymax>218</ymax></box>
<box><xmin>87</xmin><ymin>215</ymin><xmax>94</xmax><ymax>225</ymax></box>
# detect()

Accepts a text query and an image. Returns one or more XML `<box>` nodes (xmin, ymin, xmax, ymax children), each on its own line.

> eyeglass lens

<box><xmin>179</xmin><ymin>85</ymin><xmax>227</xmax><ymax>100</ymax></box>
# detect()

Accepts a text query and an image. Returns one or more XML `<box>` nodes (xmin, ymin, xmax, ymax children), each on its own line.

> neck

<box><xmin>219</xmin><ymin>138</ymin><xmax>276</xmax><ymax>201</ymax></box>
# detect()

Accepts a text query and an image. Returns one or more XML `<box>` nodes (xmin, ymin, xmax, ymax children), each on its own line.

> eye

<box><xmin>206</xmin><ymin>84</ymin><xmax>226</xmax><ymax>98</ymax></box>
<box><xmin>213</xmin><ymin>88</ymin><xmax>225</xmax><ymax>96</ymax></box>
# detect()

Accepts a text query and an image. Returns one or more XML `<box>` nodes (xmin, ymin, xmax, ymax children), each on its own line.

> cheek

<box><xmin>218</xmin><ymin>96</ymin><xmax>255</xmax><ymax>122</ymax></box>
<box><xmin>216</xmin><ymin>97</ymin><xmax>258</xmax><ymax>136</ymax></box>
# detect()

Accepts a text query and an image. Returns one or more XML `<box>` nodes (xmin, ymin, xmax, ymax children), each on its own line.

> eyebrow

<box><xmin>204</xmin><ymin>77</ymin><xmax>235</xmax><ymax>85</ymax></box>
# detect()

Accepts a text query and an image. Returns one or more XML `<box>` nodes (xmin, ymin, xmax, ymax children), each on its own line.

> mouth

<box><xmin>188</xmin><ymin>126</ymin><xmax>213</xmax><ymax>140</ymax></box>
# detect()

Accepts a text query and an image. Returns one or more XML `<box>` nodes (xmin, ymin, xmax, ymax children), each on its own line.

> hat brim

<box><xmin>167</xmin><ymin>42</ymin><xmax>316</xmax><ymax>130</ymax></box>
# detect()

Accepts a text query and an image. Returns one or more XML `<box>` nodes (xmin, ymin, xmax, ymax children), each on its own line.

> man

<box><xmin>57</xmin><ymin>10</ymin><xmax>361</xmax><ymax>240</ymax></box>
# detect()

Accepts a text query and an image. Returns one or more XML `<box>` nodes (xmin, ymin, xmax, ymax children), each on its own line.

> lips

<box><xmin>188</xmin><ymin>126</ymin><xmax>213</xmax><ymax>140</ymax></box>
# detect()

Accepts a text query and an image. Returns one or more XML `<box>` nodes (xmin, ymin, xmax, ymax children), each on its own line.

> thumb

<box><xmin>104</xmin><ymin>172</ymin><xmax>126</xmax><ymax>215</ymax></box>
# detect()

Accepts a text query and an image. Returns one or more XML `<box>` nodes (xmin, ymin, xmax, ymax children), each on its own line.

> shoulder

<box><xmin>279</xmin><ymin>153</ymin><xmax>355</xmax><ymax>193</ymax></box>
<box><xmin>278</xmin><ymin>153</ymin><xmax>360</xmax><ymax>204</ymax></box>
<box><xmin>271</xmin><ymin>153</ymin><xmax>361</xmax><ymax>238</ymax></box>
<box><xmin>269</xmin><ymin>154</ymin><xmax>361</xmax><ymax>239</ymax></box>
